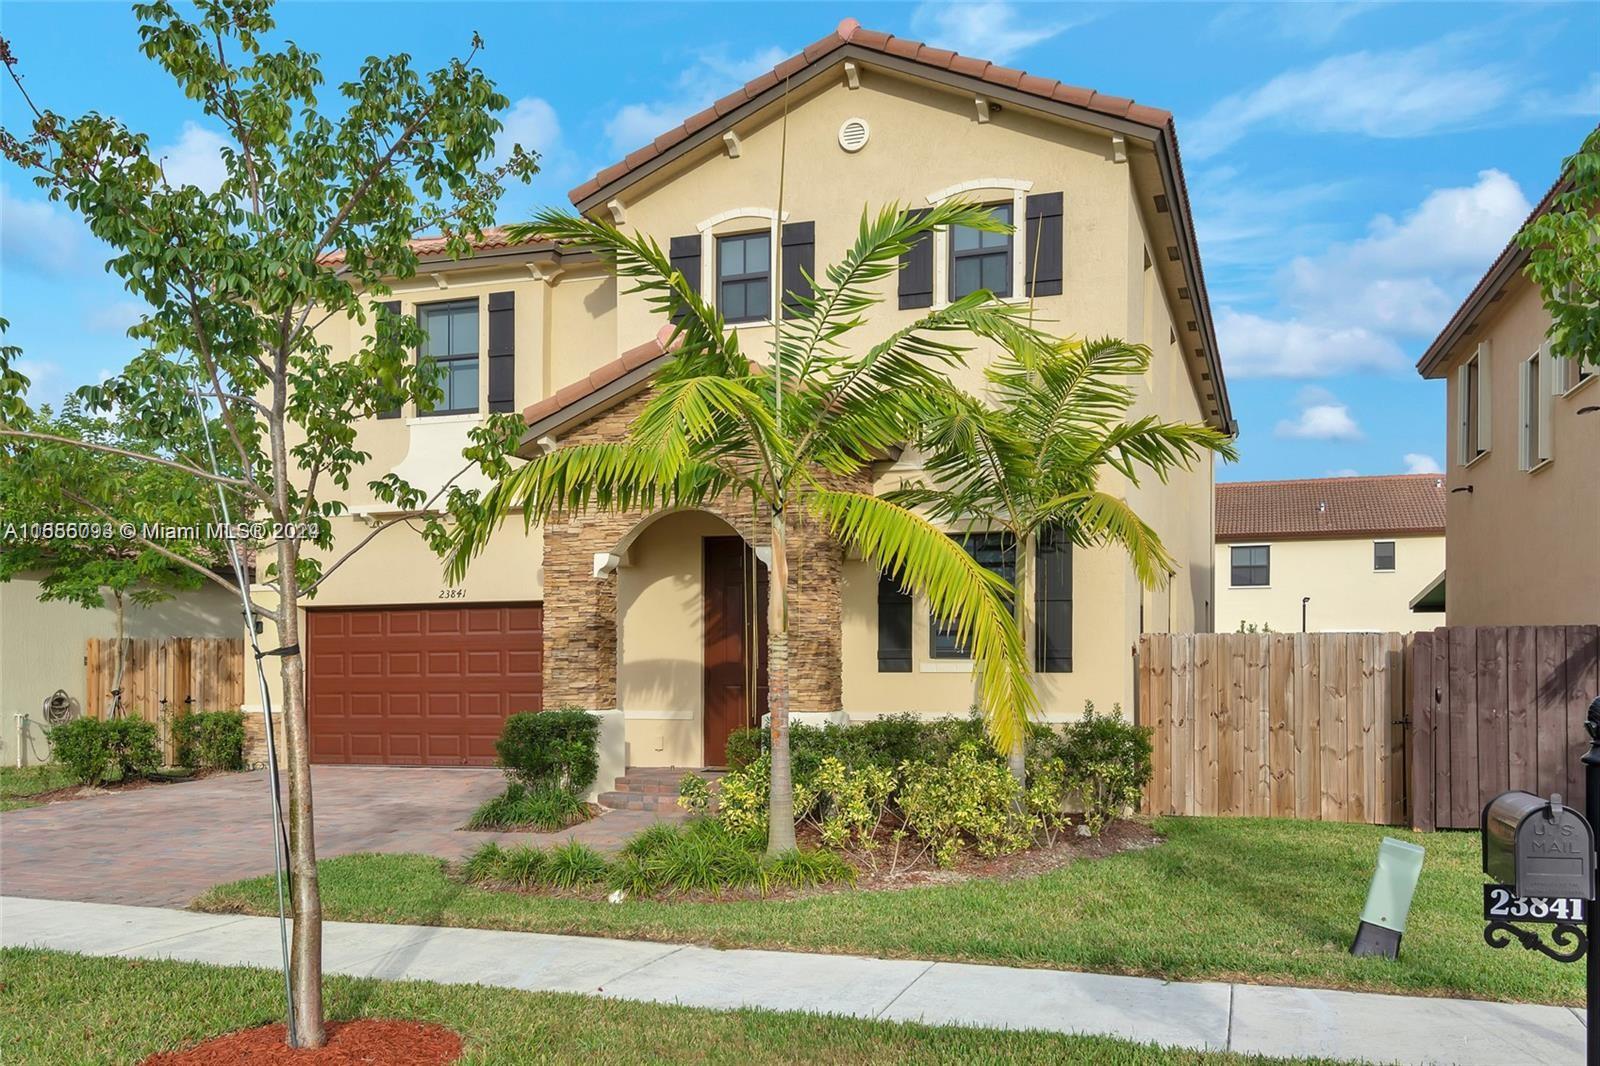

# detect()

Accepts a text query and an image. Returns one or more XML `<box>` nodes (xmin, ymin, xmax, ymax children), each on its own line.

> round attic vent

<box><xmin>838</xmin><ymin>117</ymin><xmax>870</xmax><ymax>153</ymax></box>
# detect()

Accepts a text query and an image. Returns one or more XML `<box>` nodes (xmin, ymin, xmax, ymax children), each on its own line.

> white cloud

<box><xmin>1219</xmin><ymin>170</ymin><xmax>1533</xmax><ymax>378</ymax></box>
<box><xmin>910</xmin><ymin>1</ymin><xmax>1086</xmax><ymax>64</ymax></box>
<box><xmin>606</xmin><ymin>46</ymin><xmax>788</xmax><ymax>155</ymax></box>
<box><xmin>1209</xmin><ymin>2</ymin><xmax>1383</xmax><ymax>46</ymax></box>
<box><xmin>498</xmin><ymin>97</ymin><xmax>562</xmax><ymax>165</ymax></box>
<box><xmin>1327</xmin><ymin>468</ymin><xmax>1361</xmax><ymax>478</ymax></box>
<box><xmin>1</xmin><ymin>185</ymin><xmax>85</xmax><ymax>276</ymax></box>
<box><xmin>153</xmin><ymin>123</ymin><xmax>229</xmax><ymax>194</ymax></box>
<box><xmin>15</xmin><ymin>357</ymin><xmax>65</xmax><ymax>407</ymax></box>
<box><xmin>1523</xmin><ymin>72</ymin><xmax>1600</xmax><ymax>119</ymax></box>
<box><xmin>1187</xmin><ymin>41</ymin><xmax>1512</xmax><ymax>159</ymax></box>
<box><xmin>1274</xmin><ymin>401</ymin><xmax>1363</xmax><ymax>441</ymax></box>
<box><xmin>1404</xmin><ymin>452</ymin><xmax>1443</xmax><ymax>474</ymax></box>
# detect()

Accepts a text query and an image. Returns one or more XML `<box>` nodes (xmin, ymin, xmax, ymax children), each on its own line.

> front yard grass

<box><xmin>195</xmin><ymin>815</ymin><xmax>1577</xmax><ymax>1006</ymax></box>
<box><xmin>0</xmin><ymin>948</ymin><xmax>1337</xmax><ymax>1065</ymax></box>
<box><xmin>0</xmin><ymin>764</ymin><xmax>76</xmax><ymax>811</ymax></box>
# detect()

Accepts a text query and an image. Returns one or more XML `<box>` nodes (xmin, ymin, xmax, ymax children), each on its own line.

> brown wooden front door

<box><xmin>703</xmin><ymin>536</ymin><xmax>768</xmax><ymax>767</ymax></box>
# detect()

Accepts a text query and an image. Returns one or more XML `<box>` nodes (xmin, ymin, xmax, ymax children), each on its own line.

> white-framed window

<box><xmin>925</xmin><ymin>178</ymin><xmax>1032</xmax><ymax>308</ymax></box>
<box><xmin>695</xmin><ymin>207</ymin><xmax>786</xmax><ymax>326</ymax></box>
<box><xmin>1229</xmin><ymin>544</ymin><xmax>1270</xmax><ymax>588</ymax></box>
<box><xmin>1555</xmin><ymin>351</ymin><xmax>1596</xmax><ymax>395</ymax></box>
<box><xmin>417</xmin><ymin>298</ymin><xmax>480</xmax><ymax>416</ymax></box>
<box><xmin>1373</xmin><ymin>540</ymin><xmax>1395</xmax><ymax>572</ymax></box>
<box><xmin>1519</xmin><ymin>342</ymin><xmax>1554</xmax><ymax>471</ymax></box>
<box><xmin>1456</xmin><ymin>341</ymin><xmax>1491</xmax><ymax>466</ymax></box>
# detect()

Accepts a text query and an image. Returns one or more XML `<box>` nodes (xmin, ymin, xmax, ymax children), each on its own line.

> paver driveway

<box><xmin>0</xmin><ymin>766</ymin><xmax>669</xmax><ymax>907</ymax></box>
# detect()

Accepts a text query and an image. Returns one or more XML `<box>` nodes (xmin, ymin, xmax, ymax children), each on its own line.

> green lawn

<box><xmin>196</xmin><ymin>816</ymin><xmax>1573</xmax><ymax>1006</ymax></box>
<box><xmin>0</xmin><ymin>949</ymin><xmax>1339</xmax><ymax>1065</ymax></box>
<box><xmin>0</xmin><ymin>764</ymin><xmax>75</xmax><ymax>811</ymax></box>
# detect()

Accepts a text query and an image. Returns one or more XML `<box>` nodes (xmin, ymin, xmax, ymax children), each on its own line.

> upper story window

<box><xmin>1456</xmin><ymin>342</ymin><xmax>1490</xmax><ymax>465</ymax></box>
<box><xmin>1520</xmin><ymin>344</ymin><xmax>1553</xmax><ymax>470</ymax></box>
<box><xmin>949</xmin><ymin>202</ymin><xmax>1014</xmax><ymax>300</ymax></box>
<box><xmin>1373</xmin><ymin>541</ymin><xmax>1395</xmax><ymax>572</ymax></box>
<box><xmin>717</xmin><ymin>231</ymin><xmax>771</xmax><ymax>324</ymax></box>
<box><xmin>931</xmin><ymin>532</ymin><xmax>1015</xmax><ymax>659</ymax></box>
<box><xmin>418</xmin><ymin>299</ymin><xmax>479</xmax><ymax>416</ymax></box>
<box><xmin>1230</xmin><ymin>545</ymin><xmax>1270</xmax><ymax>587</ymax></box>
<box><xmin>1556</xmin><ymin>353</ymin><xmax>1595</xmax><ymax>394</ymax></box>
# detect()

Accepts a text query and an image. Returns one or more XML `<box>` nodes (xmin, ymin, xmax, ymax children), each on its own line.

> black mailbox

<box><xmin>1482</xmin><ymin>791</ymin><xmax>1596</xmax><ymax>901</ymax></box>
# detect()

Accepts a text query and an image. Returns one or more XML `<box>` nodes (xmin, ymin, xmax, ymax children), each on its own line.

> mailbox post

<box><xmin>1481</xmin><ymin>697</ymin><xmax>1600</xmax><ymax>1066</ymax></box>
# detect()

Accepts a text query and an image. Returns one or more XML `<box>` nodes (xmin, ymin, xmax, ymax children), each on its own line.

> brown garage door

<box><xmin>306</xmin><ymin>604</ymin><xmax>542</xmax><ymax>766</ymax></box>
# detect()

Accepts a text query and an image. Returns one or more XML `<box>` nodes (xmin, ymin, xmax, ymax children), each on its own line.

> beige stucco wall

<box><xmin>1214</xmin><ymin>534</ymin><xmax>1445</xmax><ymax>634</ymax></box>
<box><xmin>1435</xmin><ymin>277</ymin><xmax>1600</xmax><ymax>626</ymax></box>
<box><xmin>286</xmin><ymin>56</ymin><xmax>1223</xmax><ymax>765</ymax></box>
<box><xmin>0</xmin><ymin>576</ymin><xmax>244</xmax><ymax>765</ymax></box>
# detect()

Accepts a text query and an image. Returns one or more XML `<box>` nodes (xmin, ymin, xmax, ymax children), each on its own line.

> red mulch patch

<box><xmin>141</xmin><ymin>1020</ymin><xmax>461</xmax><ymax>1065</ymax></box>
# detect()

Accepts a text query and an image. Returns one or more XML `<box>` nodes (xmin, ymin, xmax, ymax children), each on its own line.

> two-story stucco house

<box><xmin>1413</xmin><ymin>177</ymin><xmax>1599</xmax><ymax>626</ymax></box>
<box><xmin>1214</xmin><ymin>475</ymin><xmax>1446</xmax><ymax>634</ymax></box>
<box><xmin>258</xmin><ymin>19</ymin><xmax>1234</xmax><ymax>783</ymax></box>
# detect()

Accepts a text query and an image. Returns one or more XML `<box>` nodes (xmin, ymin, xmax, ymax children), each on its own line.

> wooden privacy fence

<box><xmin>1409</xmin><ymin>626</ymin><xmax>1599</xmax><ymax>831</ymax></box>
<box><xmin>1140</xmin><ymin>632</ymin><xmax>1408</xmax><ymax>825</ymax></box>
<box><xmin>85</xmin><ymin>637</ymin><xmax>246</xmax><ymax>761</ymax></box>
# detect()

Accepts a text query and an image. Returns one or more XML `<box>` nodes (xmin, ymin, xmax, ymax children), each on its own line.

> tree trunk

<box><xmin>1007</xmin><ymin>538</ymin><xmax>1030</xmax><ymax>791</ymax></box>
<box><xmin>111</xmin><ymin>590</ymin><xmax>125</xmax><ymax>719</ymax></box>
<box><xmin>765</xmin><ymin>509</ymin><xmax>796</xmax><ymax>854</ymax></box>
<box><xmin>276</xmin><ymin>543</ymin><xmax>324</xmax><ymax>1047</ymax></box>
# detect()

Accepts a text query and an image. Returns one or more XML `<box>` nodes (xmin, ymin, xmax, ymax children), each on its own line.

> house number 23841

<box><xmin>438</xmin><ymin>588</ymin><xmax>467</xmax><ymax>600</ymax></box>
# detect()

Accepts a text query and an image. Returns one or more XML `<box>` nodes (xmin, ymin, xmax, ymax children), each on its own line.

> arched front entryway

<box><xmin>613</xmin><ymin>510</ymin><xmax>767</xmax><ymax>767</ymax></box>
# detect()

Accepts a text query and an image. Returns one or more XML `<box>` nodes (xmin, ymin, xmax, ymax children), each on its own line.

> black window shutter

<box><xmin>897</xmin><ymin>209</ymin><xmax>933</xmax><ymax>310</ymax></box>
<box><xmin>487</xmin><ymin>291</ymin><xmax>515</xmax><ymax>413</ymax></box>
<box><xmin>375</xmin><ymin>300</ymin><xmax>403</xmax><ymax>419</ymax></box>
<box><xmin>877</xmin><ymin>569</ymin><xmax>913</xmax><ymax>672</ymax></box>
<box><xmin>668</xmin><ymin>235</ymin><xmax>701</xmax><ymax>322</ymax></box>
<box><xmin>1024</xmin><ymin>192</ymin><xmax>1064</xmax><ymax>298</ymax></box>
<box><xmin>1035</xmin><ymin>524</ymin><xmax>1072</xmax><ymax>672</ymax></box>
<box><xmin>780</xmin><ymin>221</ymin><xmax>815</xmax><ymax>319</ymax></box>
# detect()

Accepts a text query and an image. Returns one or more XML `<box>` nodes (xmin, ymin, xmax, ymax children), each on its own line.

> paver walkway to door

<box><xmin>0</xmin><ymin>766</ymin><xmax>674</xmax><ymax>907</ymax></box>
<box><xmin>1</xmin><ymin>896</ymin><xmax>1585</xmax><ymax>1065</ymax></box>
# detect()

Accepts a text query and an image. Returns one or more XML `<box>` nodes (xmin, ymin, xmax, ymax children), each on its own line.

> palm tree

<box><xmin>887</xmin><ymin>337</ymin><xmax>1237</xmax><ymax>783</ymax></box>
<box><xmin>450</xmin><ymin>203</ymin><xmax>1052</xmax><ymax>853</ymax></box>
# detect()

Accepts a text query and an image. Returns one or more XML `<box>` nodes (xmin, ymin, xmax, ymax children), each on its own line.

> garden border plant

<box><xmin>172</xmin><ymin>709</ymin><xmax>248</xmax><ymax>772</ymax></box>
<box><xmin>48</xmin><ymin>716</ymin><xmax>161</xmax><ymax>787</ymax></box>
<box><xmin>465</xmin><ymin>708</ymin><xmax>601</xmax><ymax>832</ymax></box>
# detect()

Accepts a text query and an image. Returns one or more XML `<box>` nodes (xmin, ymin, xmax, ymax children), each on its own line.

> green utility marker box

<box><xmin>1350</xmin><ymin>837</ymin><xmax>1426</xmax><ymax>959</ymax></box>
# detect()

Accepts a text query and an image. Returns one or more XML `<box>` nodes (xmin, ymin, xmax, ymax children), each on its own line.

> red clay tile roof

<box><xmin>1216</xmin><ymin>474</ymin><xmax>1446</xmax><ymax>542</ymax></box>
<box><xmin>568</xmin><ymin>17</ymin><xmax>1174</xmax><ymax>205</ymax></box>
<box><xmin>321</xmin><ymin>227</ymin><xmax>555</xmax><ymax>266</ymax></box>
<box><xmin>1415</xmin><ymin>175</ymin><xmax>1568</xmax><ymax>379</ymax></box>
<box><xmin>521</xmin><ymin>325</ymin><xmax>679</xmax><ymax>431</ymax></box>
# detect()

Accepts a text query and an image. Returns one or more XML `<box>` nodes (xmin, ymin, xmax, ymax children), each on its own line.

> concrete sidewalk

<box><xmin>1</xmin><ymin>895</ymin><xmax>1583</xmax><ymax>1065</ymax></box>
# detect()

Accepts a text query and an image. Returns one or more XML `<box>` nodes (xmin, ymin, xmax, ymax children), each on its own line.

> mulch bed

<box><xmin>22</xmin><ymin>768</ymin><xmax>223</xmax><ymax>807</ymax></box>
<box><xmin>140</xmin><ymin>1020</ymin><xmax>461</xmax><ymax>1065</ymax></box>
<box><xmin>462</xmin><ymin>817</ymin><xmax>1161</xmax><ymax>903</ymax></box>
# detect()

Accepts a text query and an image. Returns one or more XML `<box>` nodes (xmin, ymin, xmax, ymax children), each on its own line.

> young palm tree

<box><xmin>449</xmin><ymin>203</ymin><xmax>1053</xmax><ymax>853</ymax></box>
<box><xmin>888</xmin><ymin>338</ymin><xmax>1238</xmax><ymax>783</ymax></box>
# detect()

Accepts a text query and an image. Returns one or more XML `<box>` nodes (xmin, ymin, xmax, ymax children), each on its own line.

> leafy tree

<box><xmin>887</xmin><ymin>339</ymin><xmax>1236</xmax><ymax>782</ymax></box>
<box><xmin>450</xmin><ymin>203</ymin><xmax>1050</xmax><ymax>855</ymax></box>
<box><xmin>0</xmin><ymin>392</ymin><xmax>237</xmax><ymax>707</ymax></box>
<box><xmin>1517</xmin><ymin>126</ymin><xmax>1600</xmax><ymax>366</ymax></box>
<box><xmin>0</xmin><ymin>1</ymin><xmax>534</xmax><ymax>1046</ymax></box>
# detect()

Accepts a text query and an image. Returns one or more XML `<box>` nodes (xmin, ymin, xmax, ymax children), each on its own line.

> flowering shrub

<box><xmin>897</xmin><ymin>744</ymin><xmax>1034</xmax><ymax>866</ymax></box>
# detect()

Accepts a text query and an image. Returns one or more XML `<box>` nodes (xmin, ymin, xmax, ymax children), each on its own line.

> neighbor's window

<box><xmin>1556</xmin><ymin>354</ymin><xmax>1595</xmax><ymax>394</ymax></box>
<box><xmin>1373</xmin><ymin>541</ymin><xmax>1396</xmax><ymax>572</ymax></box>
<box><xmin>1520</xmin><ymin>346</ymin><xmax>1553</xmax><ymax>470</ymax></box>
<box><xmin>1230</xmin><ymin>545</ymin><xmax>1270</xmax><ymax>587</ymax></box>
<box><xmin>717</xmin><ymin>231</ymin><xmax>771</xmax><ymax>323</ymax></box>
<box><xmin>949</xmin><ymin>202</ymin><xmax>1013</xmax><ymax>300</ymax></box>
<box><xmin>1457</xmin><ymin>343</ymin><xmax>1489</xmax><ymax>465</ymax></box>
<box><xmin>418</xmin><ymin>299</ymin><xmax>479</xmax><ymax>415</ymax></box>
<box><xmin>931</xmin><ymin>532</ymin><xmax>1015</xmax><ymax>659</ymax></box>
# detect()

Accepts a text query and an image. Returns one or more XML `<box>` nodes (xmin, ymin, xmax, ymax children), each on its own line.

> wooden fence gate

<box><xmin>1140</xmin><ymin>632</ymin><xmax>1408</xmax><ymax>825</ymax></box>
<box><xmin>84</xmin><ymin>637</ymin><xmax>246</xmax><ymax>761</ymax></box>
<box><xmin>1408</xmin><ymin>625</ymin><xmax>1600</xmax><ymax>830</ymax></box>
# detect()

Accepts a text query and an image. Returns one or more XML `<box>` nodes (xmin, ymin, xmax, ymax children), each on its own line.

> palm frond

<box><xmin>1039</xmin><ymin>489</ymin><xmax>1175</xmax><ymax>589</ymax></box>
<box><xmin>809</xmin><ymin>489</ymin><xmax>1038</xmax><ymax>755</ymax></box>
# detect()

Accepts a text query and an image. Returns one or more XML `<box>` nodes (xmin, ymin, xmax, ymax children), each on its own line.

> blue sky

<box><xmin>3</xmin><ymin>1</ymin><xmax>1596</xmax><ymax>481</ymax></box>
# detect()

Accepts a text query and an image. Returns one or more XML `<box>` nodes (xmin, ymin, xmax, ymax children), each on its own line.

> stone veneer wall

<box><xmin>540</xmin><ymin>391</ymin><xmax>851</xmax><ymax>716</ymax></box>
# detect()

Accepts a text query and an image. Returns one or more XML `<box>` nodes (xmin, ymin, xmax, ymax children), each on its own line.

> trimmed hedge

<box><xmin>49</xmin><ymin>717</ymin><xmax>160</xmax><ymax>786</ymax></box>
<box><xmin>495</xmin><ymin>707</ymin><xmax>600</xmax><ymax>796</ymax></box>
<box><xmin>173</xmin><ymin>710</ymin><xmax>247</xmax><ymax>771</ymax></box>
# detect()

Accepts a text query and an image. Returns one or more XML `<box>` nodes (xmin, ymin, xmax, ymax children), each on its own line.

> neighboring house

<box><xmin>264</xmin><ymin>18</ymin><xmax>1233</xmax><ymax>775</ymax></box>
<box><xmin>0</xmin><ymin>575</ymin><xmax>243</xmax><ymax>765</ymax></box>
<box><xmin>1215</xmin><ymin>475</ymin><xmax>1446</xmax><ymax>634</ymax></box>
<box><xmin>1414</xmin><ymin>179</ymin><xmax>1600</xmax><ymax>626</ymax></box>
